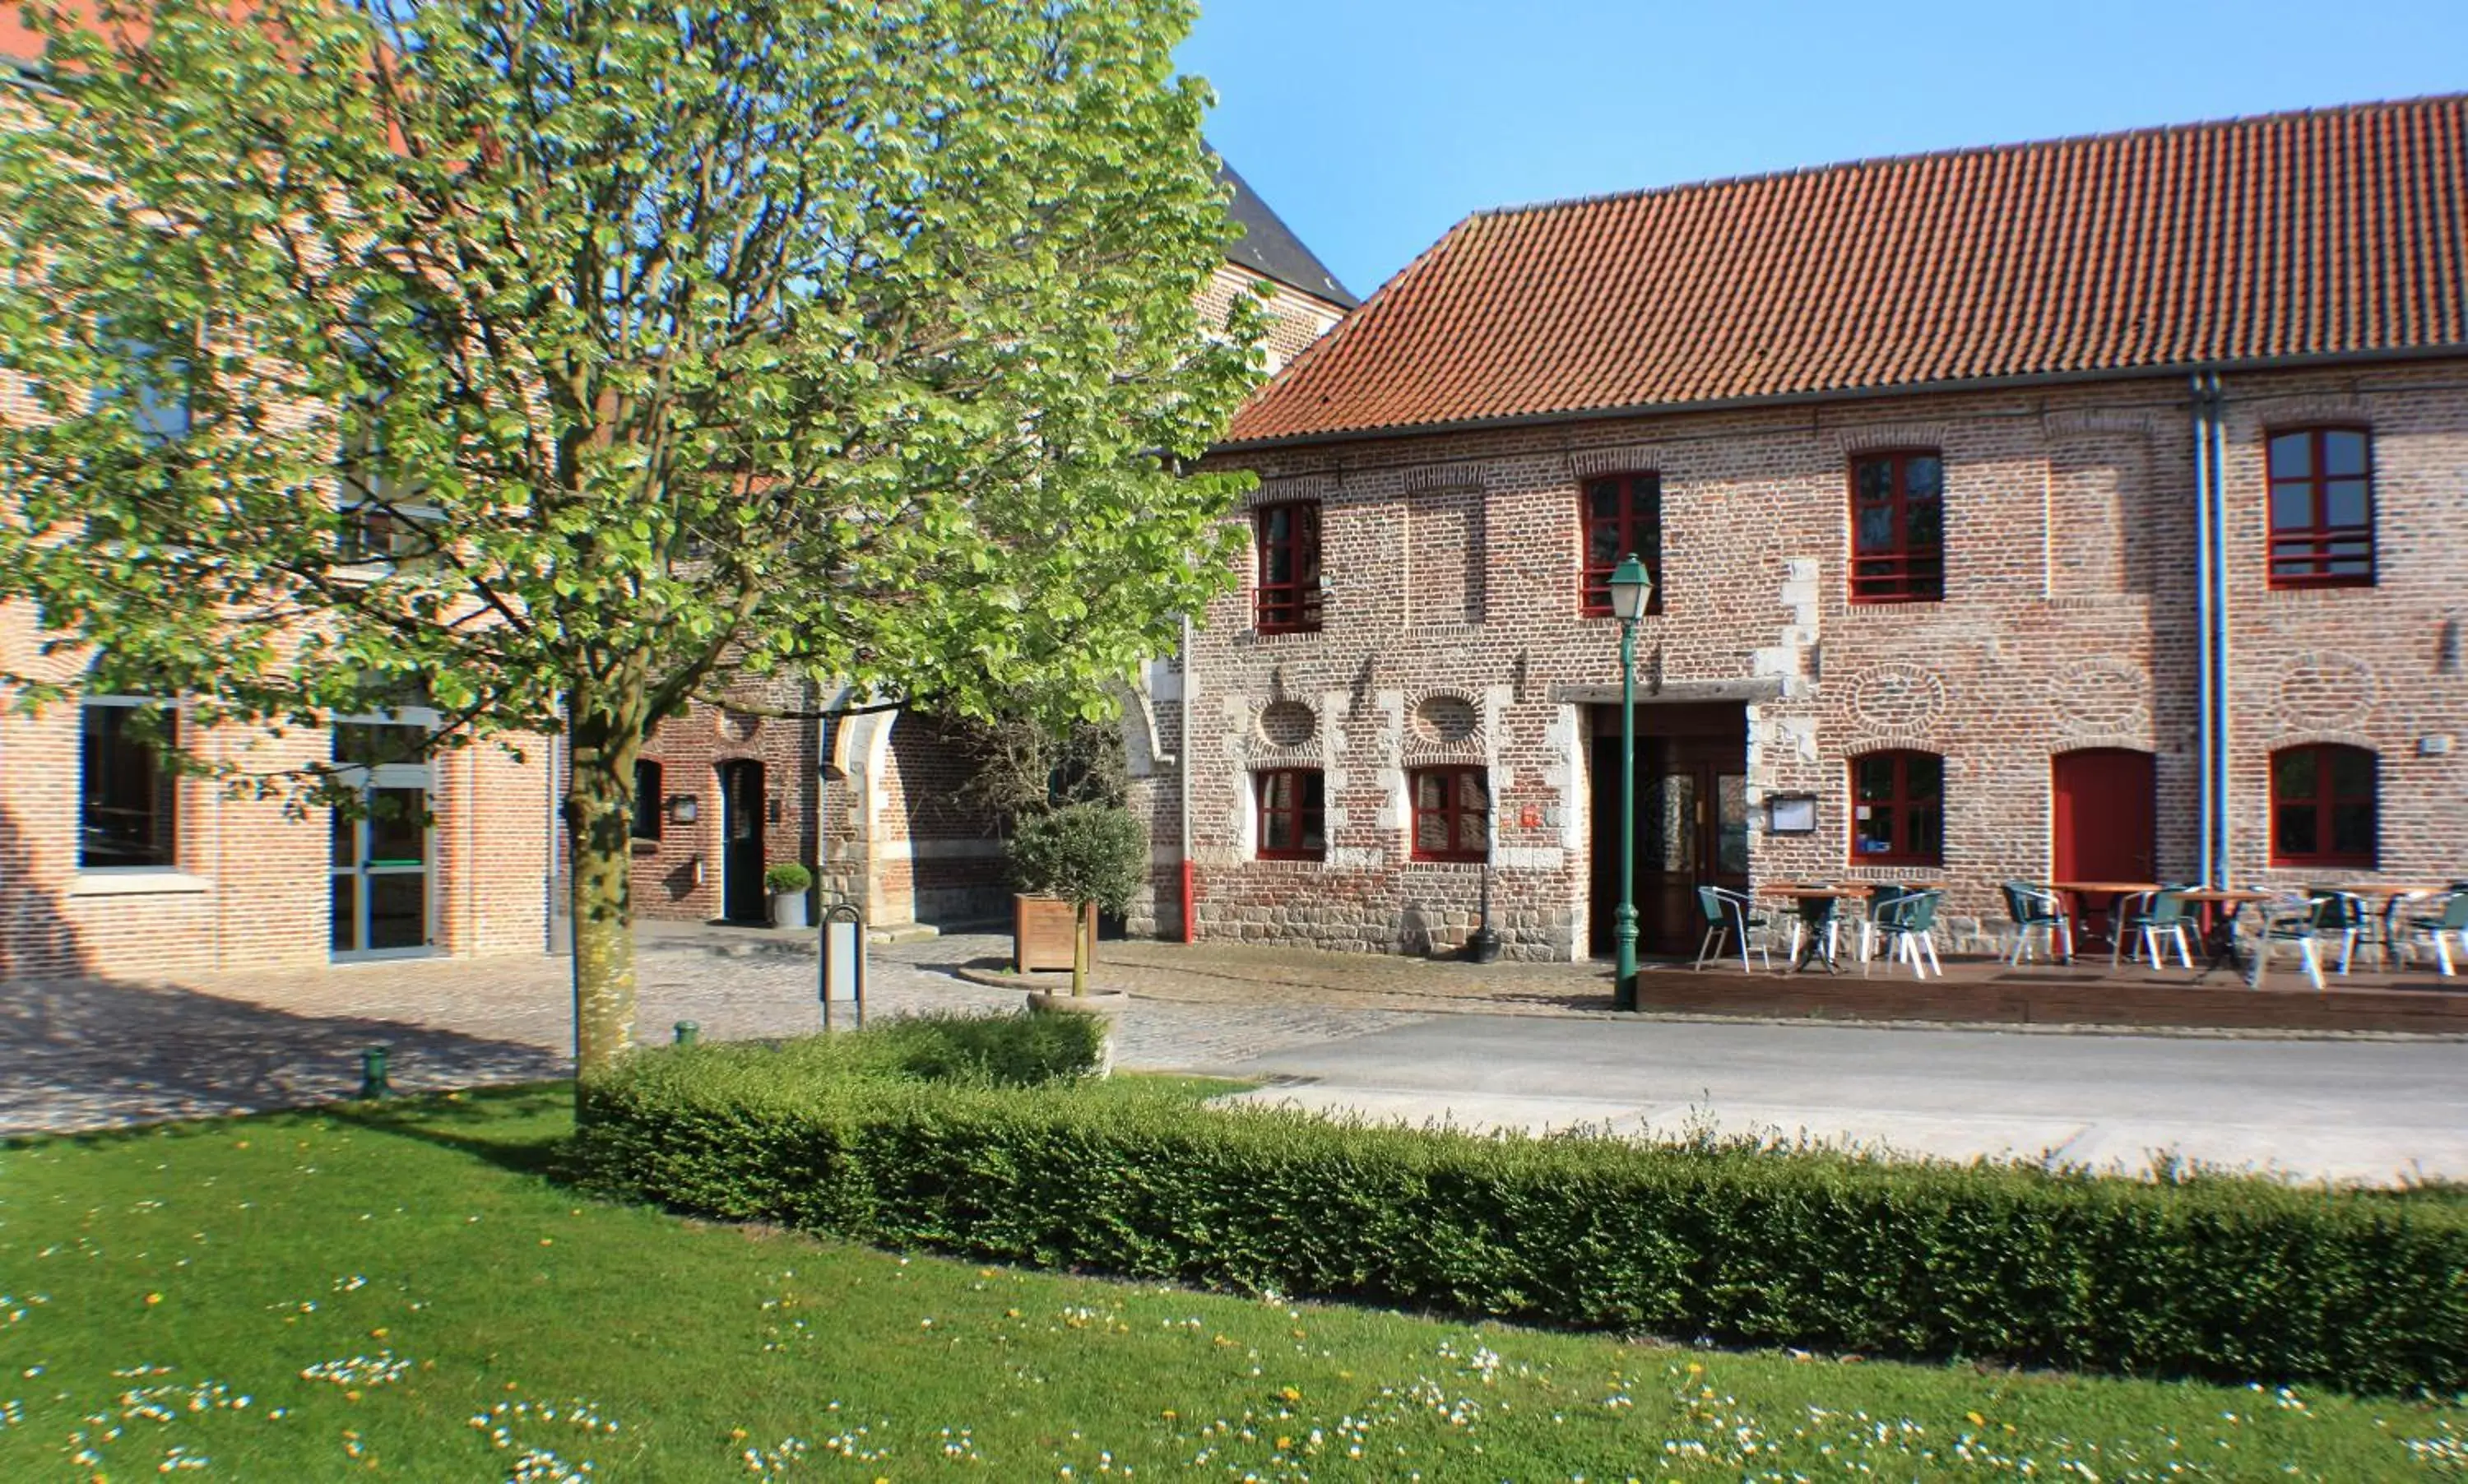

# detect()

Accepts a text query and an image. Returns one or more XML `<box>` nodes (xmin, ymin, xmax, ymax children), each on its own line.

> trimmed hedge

<box><xmin>576</xmin><ymin>1023</ymin><xmax>2468</xmax><ymax>1394</ymax></box>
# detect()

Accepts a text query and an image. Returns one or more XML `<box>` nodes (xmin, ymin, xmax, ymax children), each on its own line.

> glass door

<box><xmin>331</xmin><ymin>719</ymin><xmax>434</xmax><ymax>960</ymax></box>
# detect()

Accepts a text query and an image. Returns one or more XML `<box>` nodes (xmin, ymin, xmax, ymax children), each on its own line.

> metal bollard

<box><xmin>673</xmin><ymin>1020</ymin><xmax>701</xmax><ymax>1046</ymax></box>
<box><xmin>358</xmin><ymin>1046</ymin><xmax>392</xmax><ymax>1100</ymax></box>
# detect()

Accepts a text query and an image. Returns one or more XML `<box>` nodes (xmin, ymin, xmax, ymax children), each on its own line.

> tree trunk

<box><xmin>566</xmin><ymin>706</ymin><xmax>643</xmax><ymax>1085</ymax></box>
<box><xmin>1070</xmin><ymin>902</ymin><xmax>1088</xmax><ymax>997</ymax></box>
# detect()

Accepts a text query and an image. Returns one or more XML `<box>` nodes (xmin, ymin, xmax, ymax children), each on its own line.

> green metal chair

<box><xmin>2000</xmin><ymin>880</ymin><xmax>2072</xmax><ymax>965</ymax></box>
<box><xmin>2305</xmin><ymin>888</ymin><xmax>2371</xmax><ymax>973</ymax></box>
<box><xmin>1692</xmin><ymin>885</ymin><xmax>1773</xmax><ymax>973</ymax></box>
<box><xmin>1866</xmin><ymin>889</ymin><xmax>1942</xmax><ymax>979</ymax></box>
<box><xmin>2113</xmin><ymin>888</ymin><xmax>2195</xmax><ymax>971</ymax></box>
<box><xmin>2249</xmin><ymin>894</ymin><xmax>2334</xmax><ymax>990</ymax></box>
<box><xmin>2399</xmin><ymin>891</ymin><xmax>2468</xmax><ymax>977</ymax></box>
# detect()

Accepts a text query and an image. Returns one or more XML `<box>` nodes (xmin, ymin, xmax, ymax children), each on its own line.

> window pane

<box><xmin>2324</xmin><ymin>480</ymin><xmax>2368</xmax><ymax>528</ymax></box>
<box><xmin>1909</xmin><ymin>805</ymin><xmax>1944</xmax><ymax>860</ymax></box>
<box><xmin>1456</xmin><ymin>771</ymin><xmax>1487</xmax><ymax>811</ymax></box>
<box><xmin>1456</xmin><ymin>808</ymin><xmax>1487</xmax><ymax>856</ymax></box>
<box><xmin>1853</xmin><ymin>756</ymin><xmax>1895</xmax><ymax>800</ymax></box>
<box><xmin>331</xmin><ymin>873</ymin><xmax>358</xmax><ymax>953</ymax></box>
<box><xmin>1261</xmin><ymin>772</ymin><xmax>1292</xmax><ymax>813</ymax></box>
<box><xmin>2268</xmin><ymin>484</ymin><xmax>2313</xmax><ymax>531</ymax></box>
<box><xmin>1905</xmin><ymin>754</ymin><xmax>1943</xmax><ymax>798</ymax></box>
<box><xmin>1854</xmin><ymin>809</ymin><xmax>1895</xmax><ymax>855</ymax></box>
<box><xmin>632</xmin><ymin>761</ymin><xmax>663</xmax><ymax>841</ymax></box>
<box><xmin>1417</xmin><ymin>773</ymin><xmax>1444</xmax><ymax>810</ymax></box>
<box><xmin>1416</xmin><ymin>811</ymin><xmax>1449</xmax><ymax>855</ymax></box>
<box><xmin>80</xmin><ymin>703</ymin><xmax>175</xmax><ymax>868</ymax></box>
<box><xmin>2330</xmin><ymin>802</ymin><xmax>2374</xmax><ymax>858</ymax></box>
<box><xmin>1715</xmin><ymin>773</ymin><xmax>1749</xmax><ymax>876</ymax></box>
<box><xmin>1904</xmin><ymin>455</ymin><xmax>1943</xmax><ymax>499</ymax></box>
<box><xmin>1854</xmin><ymin>458</ymin><xmax>1894</xmax><ymax>501</ymax></box>
<box><xmin>1264</xmin><ymin>809</ymin><xmax>1293</xmax><ymax>852</ymax></box>
<box><xmin>2268</xmin><ymin>434</ymin><xmax>2313</xmax><ymax>480</ymax></box>
<box><xmin>2273</xmin><ymin>748</ymin><xmax>2317</xmax><ymax>799</ymax></box>
<box><xmin>1906</xmin><ymin>500</ymin><xmax>1943</xmax><ymax>546</ymax></box>
<box><xmin>367</xmin><ymin>788</ymin><xmax>427</xmax><ymax>865</ymax></box>
<box><xmin>1300</xmin><ymin>775</ymin><xmax>1325</xmax><ymax>851</ymax></box>
<box><xmin>1854</xmin><ymin>505</ymin><xmax>1895</xmax><ymax>553</ymax></box>
<box><xmin>2322</xmin><ymin>430</ymin><xmax>2368</xmax><ymax>478</ymax></box>
<box><xmin>1588</xmin><ymin>485</ymin><xmax>1619</xmax><ymax>519</ymax></box>
<box><xmin>332</xmin><ymin>808</ymin><xmax>358</xmax><ymax>867</ymax></box>
<box><xmin>2275</xmin><ymin>804</ymin><xmax>2318</xmax><ymax>857</ymax></box>
<box><xmin>2328</xmin><ymin>748</ymin><xmax>2374</xmax><ymax>796</ymax></box>
<box><xmin>1587</xmin><ymin>523</ymin><xmax>1620</xmax><ymax>568</ymax></box>
<box><xmin>368</xmin><ymin>873</ymin><xmax>425</xmax><ymax>951</ymax></box>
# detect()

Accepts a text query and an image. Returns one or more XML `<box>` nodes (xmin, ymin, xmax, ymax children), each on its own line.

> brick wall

<box><xmin>1185</xmin><ymin>361</ymin><xmax>2468</xmax><ymax>960</ymax></box>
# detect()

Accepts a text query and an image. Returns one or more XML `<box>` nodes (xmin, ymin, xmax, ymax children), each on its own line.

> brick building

<box><xmin>1182</xmin><ymin>97</ymin><xmax>2468</xmax><ymax>961</ymax></box>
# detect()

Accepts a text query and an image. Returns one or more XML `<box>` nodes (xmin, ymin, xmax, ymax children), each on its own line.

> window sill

<box><xmin>69</xmin><ymin>870</ymin><xmax>214</xmax><ymax>897</ymax></box>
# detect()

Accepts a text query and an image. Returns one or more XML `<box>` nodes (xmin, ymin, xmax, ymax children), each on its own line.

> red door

<box><xmin>2053</xmin><ymin>749</ymin><xmax>2156</xmax><ymax>939</ymax></box>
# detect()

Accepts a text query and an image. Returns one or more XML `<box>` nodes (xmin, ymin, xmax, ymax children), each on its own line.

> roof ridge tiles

<box><xmin>1468</xmin><ymin>91</ymin><xmax>2468</xmax><ymax>225</ymax></box>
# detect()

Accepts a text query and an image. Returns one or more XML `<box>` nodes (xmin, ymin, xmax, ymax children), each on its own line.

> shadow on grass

<box><xmin>325</xmin><ymin>1083</ymin><xmax>578</xmax><ymax>1180</ymax></box>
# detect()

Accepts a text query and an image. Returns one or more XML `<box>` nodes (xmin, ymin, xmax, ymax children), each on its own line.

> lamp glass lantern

<box><xmin>1607</xmin><ymin>554</ymin><xmax>1654</xmax><ymax>621</ymax></box>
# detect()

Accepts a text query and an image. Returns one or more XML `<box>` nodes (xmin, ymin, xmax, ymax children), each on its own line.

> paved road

<box><xmin>1217</xmin><ymin>1015</ymin><xmax>2468</xmax><ymax>1185</ymax></box>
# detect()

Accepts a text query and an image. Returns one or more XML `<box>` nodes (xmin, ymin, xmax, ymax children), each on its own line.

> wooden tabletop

<box><xmin>2046</xmin><ymin>881</ymin><xmax>2162</xmax><ymax>896</ymax></box>
<box><xmin>2175</xmin><ymin>888</ymin><xmax>2275</xmax><ymax>903</ymax></box>
<box><xmin>1757</xmin><ymin>883</ymin><xmax>1863</xmax><ymax>899</ymax></box>
<box><xmin>2317</xmin><ymin>882</ymin><xmax>2450</xmax><ymax>897</ymax></box>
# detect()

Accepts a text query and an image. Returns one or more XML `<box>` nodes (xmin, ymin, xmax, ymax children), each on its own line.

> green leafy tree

<box><xmin>1005</xmin><ymin>802</ymin><xmax>1146</xmax><ymax>995</ymax></box>
<box><xmin>0</xmin><ymin>0</ymin><xmax>1260</xmax><ymax>1076</ymax></box>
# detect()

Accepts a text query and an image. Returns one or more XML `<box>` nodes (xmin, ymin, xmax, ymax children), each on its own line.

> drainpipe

<box><xmin>544</xmin><ymin>704</ymin><xmax>563</xmax><ymax>954</ymax></box>
<box><xmin>1178</xmin><ymin>615</ymin><xmax>1197</xmax><ymax>944</ymax></box>
<box><xmin>2189</xmin><ymin>375</ymin><xmax>2216</xmax><ymax>888</ymax></box>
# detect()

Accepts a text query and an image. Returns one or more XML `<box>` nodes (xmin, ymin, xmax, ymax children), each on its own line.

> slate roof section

<box><xmin>1225</xmin><ymin>96</ymin><xmax>2468</xmax><ymax>447</ymax></box>
<box><xmin>1216</xmin><ymin>158</ymin><xmax>1357</xmax><ymax>310</ymax></box>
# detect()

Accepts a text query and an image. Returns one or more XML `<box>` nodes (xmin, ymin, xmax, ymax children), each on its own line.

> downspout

<box><xmin>2189</xmin><ymin>375</ymin><xmax>2216</xmax><ymax>888</ymax></box>
<box><xmin>544</xmin><ymin>708</ymin><xmax>563</xmax><ymax>953</ymax></box>
<box><xmin>1178</xmin><ymin>615</ymin><xmax>1198</xmax><ymax>943</ymax></box>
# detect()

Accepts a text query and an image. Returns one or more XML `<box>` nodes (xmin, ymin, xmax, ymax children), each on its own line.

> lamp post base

<box><xmin>1612</xmin><ymin>907</ymin><xmax>1640</xmax><ymax>1012</ymax></box>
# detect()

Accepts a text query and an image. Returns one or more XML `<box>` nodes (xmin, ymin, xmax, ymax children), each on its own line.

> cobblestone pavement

<box><xmin>1</xmin><ymin>928</ymin><xmax>1426</xmax><ymax>1136</ymax></box>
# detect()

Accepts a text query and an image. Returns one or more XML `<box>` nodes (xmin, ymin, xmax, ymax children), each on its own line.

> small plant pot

<box><xmin>1023</xmin><ymin>990</ymin><xmax>1128</xmax><ymax>1077</ymax></box>
<box><xmin>768</xmin><ymin>890</ymin><xmax>810</xmax><ymax>930</ymax></box>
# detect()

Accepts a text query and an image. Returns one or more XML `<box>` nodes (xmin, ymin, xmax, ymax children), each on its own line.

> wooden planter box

<box><xmin>1013</xmin><ymin>894</ymin><xmax>1098</xmax><ymax>973</ymax></box>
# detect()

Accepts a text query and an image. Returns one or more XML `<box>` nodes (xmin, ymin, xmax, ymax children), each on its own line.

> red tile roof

<box><xmin>1225</xmin><ymin>96</ymin><xmax>2468</xmax><ymax>448</ymax></box>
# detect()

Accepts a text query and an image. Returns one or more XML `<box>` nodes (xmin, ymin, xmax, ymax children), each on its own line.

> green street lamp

<box><xmin>1607</xmin><ymin>554</ymin><xmax>1654</xmax><ymax>1010</ymax></box>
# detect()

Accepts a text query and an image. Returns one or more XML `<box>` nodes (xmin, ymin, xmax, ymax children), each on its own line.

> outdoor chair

<box><xmin>2112</xmin><ymin>888</ymin><xmax>2195</xmax><ymax>972</ymax></box>
<box><xmin>1854</xmin><ymin>883</ymin><xmax>1910</xmax><ymax>966</ymax></box>
<box><xmin>2249</xmin><ymin>894</ymin><xmax>2335</xmax><ymax>991</ymax></box>
<box><xmin>2398</xmin><ymin>891</ymin><xmax>2468</xmax><ymax>977</ymax></box>
<box><xmin>1865</xmin><ymin>888</ymin><xmax>1942</xmax><ymax>980</ymax></box>
<box><xmin>1692</xmin><ymin>885</ymin><xmax>1774</xmax><ymax>973</ymax></box>
<box><xmin>2305</xmin><ymin>888</ymin><xmax>2371</xmax><ymax>973</ymax></box>
<box><xmin>2001</xmin><ymin>879</ymin><xmax>2073</xmax><ymax>965</ymax></box>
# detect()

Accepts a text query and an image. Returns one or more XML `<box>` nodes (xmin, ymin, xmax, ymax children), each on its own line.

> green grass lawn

<box><xmin>2</xmin><ymin>1085</ymin><xmax>2462</xmax><ymax>1482</ymax></box>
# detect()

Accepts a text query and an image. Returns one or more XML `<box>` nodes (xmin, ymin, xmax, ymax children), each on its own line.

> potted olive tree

<box><xmin>1006</xmin><ymin>800</ymin><xmax>1145</xmax><ymax>1024</ymax></box>
<box><xmin>764</xmin><ymin>860</ymin><xmax>813</xmax><ymax>930</ymax></box>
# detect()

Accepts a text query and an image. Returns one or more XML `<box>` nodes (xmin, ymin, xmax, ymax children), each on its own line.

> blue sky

<box><xmin>1181</xmin><ymin>1</ymin><xmax>2468</xmax><ymax>301</ymax></box>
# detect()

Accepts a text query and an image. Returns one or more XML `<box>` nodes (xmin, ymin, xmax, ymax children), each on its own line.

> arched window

<box><xmin>2270</xmin><ymin>744</ymin><xmax>2376</xmax><ymax>867</ymax></box>
<box><xmin>631</xmin><ymin>759</ymin><xmax>664</xmax><ymax>842</ymax></box>
<box><xmin>1849</xmin><ymin>750</ymin><xmax>1943</xmax><ymax>865</ymax></box>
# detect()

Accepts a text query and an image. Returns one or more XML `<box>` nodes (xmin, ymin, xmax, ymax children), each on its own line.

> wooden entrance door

<box><xmin>718</xmin><ymin>758</ymin><xmax>767</xmax><ymax>924</ymax></box>
<box><xmin>2052</xmin><ymin>749</ymin><xmax>2155</xmax><ymax>883</ymax></box>
<box><xmin>1590</xmin><ymin>704</ymin><xmax>1749</xmax><ymax>957</ymax></box>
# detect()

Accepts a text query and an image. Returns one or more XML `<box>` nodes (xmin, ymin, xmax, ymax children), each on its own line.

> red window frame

<box><xmin>2269</xmin><ymin>744</ymin><xmax>2378</xmax><ymax>868</ymax></box>
<box><xmin>2266</xmin><ymin>427</ymin><xmax>2374</xmax><ymax>589</ymax></box>
<box><xmin>1848</xmin><ymin>450</ymin><xmax>1945</xmax><ymax>603</ymax></box>
<box><xmin>1408</xmin><ymin>767</ymin><xmax>1489</xmax><ymax>863</ymax></box>
<box><xmin>1255</xmin><ymin>501</ymin><xmax>1323</xmax><ymax>633</ymax></box>
<box><xmin>1849</xmin><ymin>750</ymin><xmax>1943</xmax><ymax>865</ymax></box>
<box><xmin>1254</xmin><ymin>768</ymin><xmax>1326</xmax><ymax>861</ymax></box>
<box><xmin>1579</xmin><ymin>472</ymin><xmax>1663</xmax><ymax>616</ymax></box>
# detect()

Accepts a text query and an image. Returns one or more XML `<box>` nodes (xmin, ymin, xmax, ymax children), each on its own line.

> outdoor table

<box><xmin>2177</xmin><ymin>888</ymin><xmax>2276</xmax><ymax>978</ymax></box>
<box><xmin>1758</xmin><ymin>884</ymin><xmax>1863</xmax><ymax>974</ymax></box>
<box><xmin>2046</xmin><ymin>880</ymin><xmax>2162</xmax><ymax>949</ymax></box>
